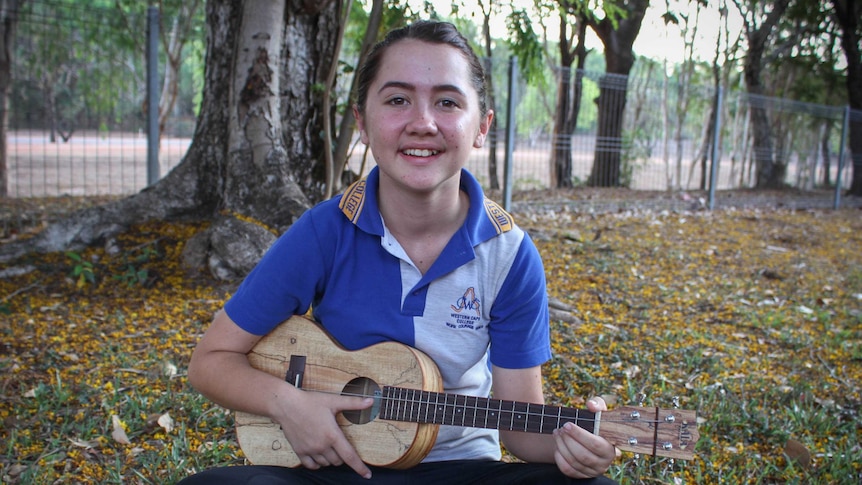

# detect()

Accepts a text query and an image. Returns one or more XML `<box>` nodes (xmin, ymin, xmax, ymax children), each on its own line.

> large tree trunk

<box><xmin>832</xmin><ymin>0</ymin><xmax>862</xmax><ymax>195</ymax></box>
<box><xmin>0</xmin><ymin>0</ymin><xmax>342</xmax><ymax>279</ymax></box>
<box><xmin>586</xmin><ymin>0</ymin><xmax>648</xmax><ymax>187</ymax></box>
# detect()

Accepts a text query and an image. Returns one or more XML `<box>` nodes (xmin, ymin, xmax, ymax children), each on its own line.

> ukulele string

<box><xmin>291</xmin><ymin>386</ymin><xmax>669</xmax><ymax>425</ymax></box>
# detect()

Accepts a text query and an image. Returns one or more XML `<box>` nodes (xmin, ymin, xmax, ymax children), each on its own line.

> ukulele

<box><xmin>236</xmin><ymin>316</ymin><xmax>700</xmax><ymax>469</ymax></box>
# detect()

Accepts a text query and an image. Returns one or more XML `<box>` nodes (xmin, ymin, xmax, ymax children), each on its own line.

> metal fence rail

<box><xmin>5</xmin><ymin>2</ymin><xmax>860</xmax><ymax>211</ymax></box>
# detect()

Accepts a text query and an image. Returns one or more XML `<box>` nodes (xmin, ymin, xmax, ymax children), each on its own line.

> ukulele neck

<box><xmin>379</xmin><ymin>385</ymin><xmax>598</xmax><ymax>435</ymax></box>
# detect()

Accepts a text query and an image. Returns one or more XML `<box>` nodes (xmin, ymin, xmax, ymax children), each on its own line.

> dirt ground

<box><xmin>2</xmin><ymin>186</ymin><xmax>860</xmax><ymax>245</ymax></box>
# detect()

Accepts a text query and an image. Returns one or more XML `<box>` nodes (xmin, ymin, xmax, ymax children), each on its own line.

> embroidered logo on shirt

<box><xmin>483</xmin><ymin>198</ymin><xmax>513</xmax><ymax>234</ymax></box>
<box><xmin>451</xmin><ymin>287</ymin><xmax>481</xmax><ymax>316</ymax></box>
<box><xmin>339</xmin><ymin>178</ymin><xmax>366</xmax><ymax>224</ymax></box>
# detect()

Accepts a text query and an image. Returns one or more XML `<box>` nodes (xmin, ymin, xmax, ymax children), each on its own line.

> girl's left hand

<box><xmin>552</xmin><ymin>397</ymin><xmax>619</xmax><ymax>478</ymax></box>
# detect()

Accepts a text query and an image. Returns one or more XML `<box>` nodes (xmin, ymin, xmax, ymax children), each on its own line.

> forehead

<box><xmin>373</xmin><ymin>39</ymin><xmax>474</xmax><ymax>92</ymax></box>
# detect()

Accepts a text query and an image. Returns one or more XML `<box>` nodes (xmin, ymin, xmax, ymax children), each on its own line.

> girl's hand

<box><xmin>552</xmin><ymin>397</ymin><xmax>618</xmax><ymax>478</ymax></box>
<box><xmin>275</xmin><ymin>389</ymin><xmax>375</xmax><ymax>478</ymax></box>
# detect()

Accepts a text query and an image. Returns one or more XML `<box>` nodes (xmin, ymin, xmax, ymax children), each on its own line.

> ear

<box><xmin>473</xmin><ymin>110</ymin><xmax>494</xmax><ymax>148</ymax></box>
<box><xmin>353</xmin><ymin>104</ymin><xmax>369</xmax><ymax>144</ymax></box>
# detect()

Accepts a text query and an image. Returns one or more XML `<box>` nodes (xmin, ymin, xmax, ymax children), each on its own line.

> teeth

<box><xmin>403</xmin><ymin>148</ymin><xmax>438</xmax><ymax>157</ymax></box>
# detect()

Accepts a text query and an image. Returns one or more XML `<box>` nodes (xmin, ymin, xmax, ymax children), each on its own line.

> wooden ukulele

<box><xmin>236</xmin><ymin>316</ymin><xmax>700</xmax><ymax>469</ymax></box>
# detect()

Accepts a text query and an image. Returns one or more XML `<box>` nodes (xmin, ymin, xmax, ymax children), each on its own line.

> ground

<box><xmin>1</xmin><ymin>191</ymin><xmax>861</xmax><ymax>484</ymax></box>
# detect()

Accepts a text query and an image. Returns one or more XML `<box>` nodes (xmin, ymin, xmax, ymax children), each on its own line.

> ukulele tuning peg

<box><xmin>636</xmin><ymin>393</ymin><xmax>647</xmax><ymax>406</ymax></box>
<box><xmin>672</xmin><ymin>396</ymin><xmax>681</xmax><ymax>408</ymax></box>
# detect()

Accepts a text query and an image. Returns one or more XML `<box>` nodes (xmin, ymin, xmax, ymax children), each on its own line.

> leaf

<box><xmin>784</xmin><ymin>438</ymin><xmax>811</xmax><ymax>468</ymax></box>
<box><xmin>162</xmin><ymin>361</ymin><xmax>178</xmax><ymax>378</ymax></box>
<box><xmin>111</xmin><ymin>415</ymin><xmax>131</xmax><ymax>445</ymax></box>
<box><xmin>157</xmin><ymin>412</ymin><xmax>175</xmax><ymax>433</ymax></box>
<box><xmin>68</xmin><ymin>438</ymin><xmax>100</xmax><ymax>449</ymax></box>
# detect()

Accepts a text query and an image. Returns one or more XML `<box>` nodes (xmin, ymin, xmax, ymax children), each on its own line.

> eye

<box><xmin>439</xmin><ymin>98</ymin><xmax>460</xmax><ymax>109</ymax></box>
<box><xmin>386</xmin><ymin>96</ymin><xmax>408</xmax><ymax>106</ymax></box>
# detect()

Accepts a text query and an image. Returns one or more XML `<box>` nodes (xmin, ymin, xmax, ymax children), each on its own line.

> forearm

<box><xmin>187</xmin><ymin>348</ymin><xmax>297</xmax><ymax>419</ymax></box>
<box><xmin>500</xmin><ymin>430</ymin><xmax>557</xmax><ymax>463</ymax></box>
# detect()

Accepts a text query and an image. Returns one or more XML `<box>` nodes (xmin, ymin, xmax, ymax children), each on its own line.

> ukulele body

<box><xmin>235</xmin><ymin>316</ymin><xmax>443</xmax><ymax>469</ymax></box>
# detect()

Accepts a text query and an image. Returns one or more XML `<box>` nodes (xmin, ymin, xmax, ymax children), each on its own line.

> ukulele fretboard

<box><xmin>379</xmin><ymin>385</ymin><xmax>597</xmax><ymax>434</ymax></box>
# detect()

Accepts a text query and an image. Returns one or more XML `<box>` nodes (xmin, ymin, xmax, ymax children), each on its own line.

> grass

<box><xmin>1</xmin><ymin>207</ymin><xmax>861</xmax><ymax>484</ymax></box>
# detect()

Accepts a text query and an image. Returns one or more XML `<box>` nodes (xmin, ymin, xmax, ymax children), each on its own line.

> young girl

<box><xmin>181</xmin><ymin>20</ymin><xmax>617</xmax><ymax>484</ymax></box>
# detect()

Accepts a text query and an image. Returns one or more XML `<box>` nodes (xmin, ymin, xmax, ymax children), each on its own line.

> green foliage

<box><xmin>504</xmin><ymin>9</ymin><xmax>546</xmax><ymax>87</ymax></box>
<box><xmin>66</xmin><ymin>251</ymin><xmax>96</xmax><ymax>287</ymax></box>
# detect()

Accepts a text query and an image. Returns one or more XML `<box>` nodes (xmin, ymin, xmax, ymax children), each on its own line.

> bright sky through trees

<box><xmin>424</xmin><ymin>0</ymin><xmax>744</xmax><ymax>64</ymax></box>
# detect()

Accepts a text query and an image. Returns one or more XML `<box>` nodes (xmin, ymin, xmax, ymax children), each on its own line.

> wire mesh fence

<box><xmin>5</xmin><ymin>1</ymin><xmax>860</xmax><ymax>211</ymax></box>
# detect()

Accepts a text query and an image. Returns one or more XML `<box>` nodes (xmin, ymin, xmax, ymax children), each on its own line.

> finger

<box><xmin>299</xmin><ymin>454</ymin><xmax>321</xmax><ymax>470</ymax></box>
<box><xmin>586</xmin><ymin>397</ymin><xmax>607</xmax><ymax>412</ymax></box>
<box><xmin>335</xmin><ymin>396</ymin><xmax>375</xmax><ymax>412</ymax></box>
<box><xmin>329</xmin><ymin>428</ymin><xmax>372</xmax><ymax>479</ymax></box>
<box><xmin>554</xmin><ymin>423</ymin><xmax>613</xmax><ymax>477</ymax></box>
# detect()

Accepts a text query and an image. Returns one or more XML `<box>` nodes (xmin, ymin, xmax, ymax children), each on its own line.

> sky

<box><xmin>422</xmin><ymin>0</ymin><xmax>745</xmax><ymax>65</ymax></box>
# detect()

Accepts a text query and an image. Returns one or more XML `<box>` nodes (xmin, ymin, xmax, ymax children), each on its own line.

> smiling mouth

<box><xmin>403</xmin><ymin>148</ymin><xmax>439</xmax><ymax>157</ymax></box>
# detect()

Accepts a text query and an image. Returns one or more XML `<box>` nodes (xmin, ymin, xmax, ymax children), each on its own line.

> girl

<box><xmin>181</xmin><ymin>20</ymin><xmax>617</xmax><ymax>484</ymax></box>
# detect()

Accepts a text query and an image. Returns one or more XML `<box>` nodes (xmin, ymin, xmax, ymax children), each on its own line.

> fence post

<box><xmin>708</xmin><ymin>86</ymin><xmax>723</xmax><ymax>210</ymax></box>
<box><xmin>146</xmin><ymin>6</ymin><xmax>160</xmax><ymax>186</ymax></box>
<box><xmin>503</xmin><ymin>56</ymin><xmax>517</xmax><ymax>212</ymax></box>
<box><xmin>833</xmin><ymin>105</ymin><xmax>850</xmax><ymax>209</ymax></box>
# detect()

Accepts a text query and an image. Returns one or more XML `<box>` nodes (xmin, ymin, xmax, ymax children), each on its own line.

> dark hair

<box><xmin>355</xmin><ymin>20</ymin><xmax>488</xmax><ymax>117</ymax></box>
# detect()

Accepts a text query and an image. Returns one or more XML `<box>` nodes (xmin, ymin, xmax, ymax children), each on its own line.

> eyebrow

<box><xmin>377</xmin><ymin>81</ymin><xmax>467</xmax><ymax>98</ymax></box>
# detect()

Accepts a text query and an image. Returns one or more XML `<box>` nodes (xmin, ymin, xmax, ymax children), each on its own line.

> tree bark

<box><xmin>736</xmin><ymin>0</ymin><xmax>790</xmax><ymax>189</ymax></box>
<box><xmin>831</xmin><ymin>0</ymin><xmax>862</xmax><ymax>195</ymax></box>
<box><xmin>551</xmin><ymin>9</ymin><xmax>587</xmax><ymax>189</ymax></box>
<box><xmin>586</xmin><ymin>0</ymin><xmax>648</xmax><ymax>187</ymax></box>
<box><xmin>0</xmin><ymin>0</ymin><xmax>342</xmax><ymax>280</ymax></box>
<box><xmin>0</xmin><ymin>0</ymin><xmax>20</xmax><ymax>198</ymax></box>
<box><xmin>332</xmin><ymin>0</ymin><xmax>383</xmax><ymax>190</ymax></box>
<box><xmin>481</xmin><ymin>5</ymin><xmax>500</xmax><ymax>190</ymax></box>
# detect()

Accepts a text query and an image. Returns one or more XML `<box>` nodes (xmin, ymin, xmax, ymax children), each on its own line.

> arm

<box><xmin>491</xmin><ymin>365</ymin><xmax>617</xmax><ymax>479</ymax></box>
<box><xmin>187</xmin><ymin>310</ymin><xmax>373</xmax><ymax>478</ymax></box>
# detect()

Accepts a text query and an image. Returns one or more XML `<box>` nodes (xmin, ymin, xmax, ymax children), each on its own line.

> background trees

<box><xmin>1</xmin><ymin>0</ymin><xmax>859</xmax><ymax>266</ymax></box>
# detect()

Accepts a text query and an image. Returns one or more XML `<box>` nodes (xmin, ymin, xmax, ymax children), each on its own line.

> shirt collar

<box><xmin>339</xmin><ymin>166</ymin><xmax>514</xmax><ymax>245</ymax></box>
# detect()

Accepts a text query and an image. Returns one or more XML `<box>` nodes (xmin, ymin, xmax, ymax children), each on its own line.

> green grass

<box><xmin>2</xmin><ymin>209</ymin><xmax>861</xmax><ymax>484</ymax></box>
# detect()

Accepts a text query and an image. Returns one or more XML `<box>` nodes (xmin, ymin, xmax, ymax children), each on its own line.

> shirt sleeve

<box><xmin>224</xmin><ymin>208</ymin><xmax>331</xmax><ymax>335</ymax></box>
<box><xmin>487</xmin><ymin>232</ymin><xmax>552</xmax><ymax>369</ymax></box>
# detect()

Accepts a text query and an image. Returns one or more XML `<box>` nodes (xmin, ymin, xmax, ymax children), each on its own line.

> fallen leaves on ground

<box><xmin>1</xmin><ymin>207</ymin><xmax>861</xmax><ymax>484</ymax></box>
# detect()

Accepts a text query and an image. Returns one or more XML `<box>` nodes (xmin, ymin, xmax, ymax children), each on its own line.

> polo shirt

<box><xmin>225</xmin><ymin>167</ymin><xmax>551</xmax><ymax>462</ymax></box>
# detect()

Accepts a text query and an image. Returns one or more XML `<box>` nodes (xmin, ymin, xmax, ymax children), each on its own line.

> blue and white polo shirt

<box><xmin>225</xmin><ymin>167</ymin><xmax>551</xmax><ymax>462</ymax></box>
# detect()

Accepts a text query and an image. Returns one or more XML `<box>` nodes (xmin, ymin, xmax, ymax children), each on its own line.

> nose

<box><xmin>406</xmin><ymin>103</ymin><xmax>438</xmax><ymax>135</ymax></box>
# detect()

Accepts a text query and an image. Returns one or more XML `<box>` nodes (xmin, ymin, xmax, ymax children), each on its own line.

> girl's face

<box><xmin>355</xmin><ymin>39</ymin><xmax>493</xmax><ymax>196</ymax></box>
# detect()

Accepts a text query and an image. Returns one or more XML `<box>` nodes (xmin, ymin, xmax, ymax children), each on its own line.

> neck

<box><xmin>378</xmin><ymin>174</ymin><xmax>467</xmax><ymax>238</ymax></box>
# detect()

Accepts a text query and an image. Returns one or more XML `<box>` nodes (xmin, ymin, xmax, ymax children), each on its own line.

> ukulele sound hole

<box><xmin>341</xmin><ymin>377</ymin><xmax>381</xmax><ymax>425</ymax></box>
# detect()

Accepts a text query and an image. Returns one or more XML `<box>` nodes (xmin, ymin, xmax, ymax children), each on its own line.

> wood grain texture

<box><xmin>235</xmin><ymin>316</ymin><xmax>443</xmax><ymax>468</ymax></box>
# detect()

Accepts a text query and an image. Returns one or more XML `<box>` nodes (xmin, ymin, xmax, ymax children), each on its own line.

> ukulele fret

<box><xmin>380</xmin><ymin>386</ymin><xmax>597</xmax><ymax>435</ymax></box>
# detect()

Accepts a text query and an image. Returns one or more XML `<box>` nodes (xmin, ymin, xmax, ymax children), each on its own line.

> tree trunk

<box><xmin>586</xmin><ymin>0</ymin><xmax>648</xmax><ymax>187</ymax></box>
<box><xmin>0</xmin><ymin>0</ymin><xmax>342</xmax><ymax>280</ymax></box>
<box><xmin>551</xmin><ymin>12</ymin><xmax>587</xmax><ymax>189</ymax></box>
<box><xmin>832</xmin><ymin>0</ymin><xmax>862</xmax><ymax>195</ymax></box>
<box><xmin>481</xmin><ymin>8</ymin><xmax>500</xmax><ymax>190</ymax></box>
<box><xmin>738</xmin><ymin>0</ymin><xmax>790</xmax><ymax>189</ymax></box>
<box><xmin>0</xmin><ymin>0</ymin><xmax>19</xmax><ymax>198</ymax></box>
<box><xmin>158</xmin><ymin>0</ymin><xmax>204</xmax><ymax>136</ymax></box>
<box><xmin>332</xmin><ymin>0</ymin><xmax>383</xmax><ymax>188</ymax></box>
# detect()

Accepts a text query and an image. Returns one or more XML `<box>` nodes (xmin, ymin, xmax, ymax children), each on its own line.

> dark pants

<box><xmin>177</xmin><ymin>461</ymin><xmax>618</xmax><ymax>485</ymax></box>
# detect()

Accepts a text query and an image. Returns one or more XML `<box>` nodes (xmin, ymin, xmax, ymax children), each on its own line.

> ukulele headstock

<box><xmin>598</xmin><ymin>406</ymin><xmax>699</xmax><ymax>460</ymax></box>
